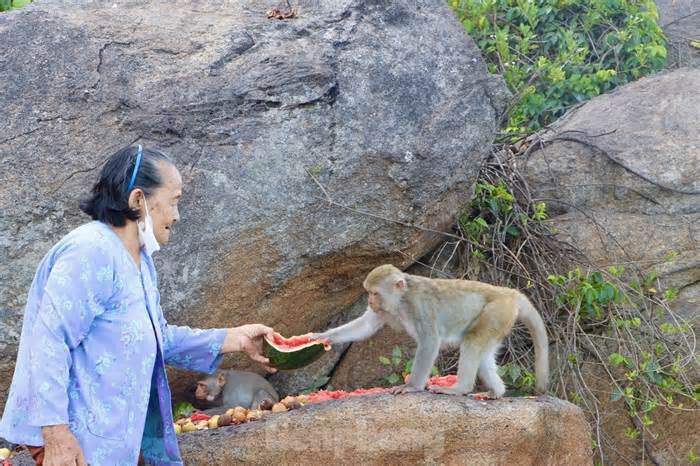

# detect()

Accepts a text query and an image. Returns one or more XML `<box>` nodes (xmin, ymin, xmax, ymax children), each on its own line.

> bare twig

<box><xmin>304</xmin><ymin>169</ymin><xmax>466</xmax><ymax>242</ymax></box>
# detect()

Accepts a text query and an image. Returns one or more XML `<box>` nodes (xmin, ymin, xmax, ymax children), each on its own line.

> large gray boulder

<box><xmin>0</xmin><ymin>0</ymin><xmax>508</xmax><ymax>409</ymax></box>
<box><xmin>521</xmin><ymin>68</ymin><xmax>698</xmax><ymax>266</ymax></box>
<box><xmin>522</xmin><ymin>67</ymin><xmax>699</xmax><ymax>464</ymax></box>
<box><xmin>6</xmin><ymin>395</ymin><xmax>592</xmax><ymax>465</ymax></box>
<box><xmin>179</xmin><ymin>394</ymin><xmax>592</xmax><ymax>465</ymax></box>
<box><xmin>655</xmin><ymin>0</ymin><xmax>700</xmax><ymax>69</ymax></box>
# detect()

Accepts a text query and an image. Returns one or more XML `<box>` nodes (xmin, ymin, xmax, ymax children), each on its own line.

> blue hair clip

<box><xmin>127</xmin><ymin>144</ymin><xmax>143</xmax><ymax>192</ymax></box>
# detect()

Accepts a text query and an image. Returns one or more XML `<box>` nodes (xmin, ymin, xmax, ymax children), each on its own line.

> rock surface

<box><xmin>522</xmin><ymin>67</ymin><xmax>699</xmax><ymax>464</ymax></box>
<box><xmin>179</xmin><ymin>394</ymin><xmax>591</xmax><ymax>465</ymax></box>
<box><xmin>655</xmin><ymin>0</ymin><xmax>700</xmax><ymax>69</ymax></box>
<box><xmin>0</xmin><ymin>0</ymin><xmax>508</xmax><ymax>409</ymax></box>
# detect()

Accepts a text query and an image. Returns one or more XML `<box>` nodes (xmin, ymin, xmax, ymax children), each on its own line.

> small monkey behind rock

<box><xmin>195</xmin><ymin>369</ymin><xmax>279</xmax><ymax>410</ymax></box>
<box><xmin>312</xmin><ymin>264</ymin><xmax>549</xmax><ymax>398</ymax></box>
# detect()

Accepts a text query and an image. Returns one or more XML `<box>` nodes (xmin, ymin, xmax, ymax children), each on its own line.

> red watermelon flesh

<box><xmin>306</xmin><ymin>375</ymin><xmax>458</xmax><ymax>403</ymax></box>
<box><xmin>271</xmin><ymin>334</ymin><xmax>331</xmax><ymax>351</ymax></box>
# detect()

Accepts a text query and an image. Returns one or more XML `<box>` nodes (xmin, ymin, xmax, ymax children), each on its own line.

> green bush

<box><xmin>450</xmin><ymin>0</ymin><xmax>667</xmax><ymax>134</ymax></box>
<box><xmin>0</xmin><ymin>0</ymin><xmax>32</xmax><ymax>12</ymax></box>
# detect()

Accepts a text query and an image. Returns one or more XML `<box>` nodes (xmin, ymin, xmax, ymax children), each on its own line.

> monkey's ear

<box><xmin>394</xmin><ymin>277</ymin><xmax>406</xmax><ymax>290</ymax></box>
<box><xmin>216</xmin><ymin>372</ymin><xmax>226</xmax><ymax>386</ymax></box>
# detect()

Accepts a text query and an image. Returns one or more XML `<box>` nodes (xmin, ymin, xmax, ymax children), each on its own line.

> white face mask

<box><xmin>138</xmin><ymin>198</ymin><xmax>161</xmax><ymax>257</ymax></box>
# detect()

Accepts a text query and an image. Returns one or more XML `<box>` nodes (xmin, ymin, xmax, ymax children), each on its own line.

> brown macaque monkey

<box><xmin>312</xmin><ymin>264</ymin><xmax>549</xmax><ymax>398</ymax></box>
<box><xmin>195</xmin><ymin>369</ymin><xmax>279</xmax><ymax>409</ymax></box>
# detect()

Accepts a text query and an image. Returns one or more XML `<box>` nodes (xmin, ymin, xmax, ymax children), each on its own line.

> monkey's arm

<box><xmin>313</xmin><ymin>308</ymin><xmax>386</xmax><ymax>344</ymax></box>
<box><xmin>388</xmin><ymin>336</ymin><xmax>440</xmax><ymax>394</ymax></box>
<box><xmin>407</xmin><ymin>336</ymin><xmax>441</xmax><ymax>390</ymax></box>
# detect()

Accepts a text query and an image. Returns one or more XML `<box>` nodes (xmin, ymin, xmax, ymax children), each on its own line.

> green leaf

<box><xmin>488</xmin><ymin>197</ymin><xmax>500</xmax><ymax>215</ymax></box>
<box><xmin>173</xmin><ymin>402</ymin><xmax>194</xmax><ymax>419</ymax></box>
<box><xmin>610</xmin><ymin>387</ymin><xmax>623</xmax><ymax>401</ymax></box>
<box><xmin>386</xmin><ymin>373</ymin><xmax>401</xmax><ymax>385</ymax></box>
<box><xmin>378</xmin><ymin>356</ymin><xmax>391</xmax><ymax>365</ymax></box>
<box><xmin>608</xmin><ymin>353</ymin><xmax>627</xmax><ymax>366</ymax></box>
<box><xmin>643</xmin><ymin>362</ymin><xmax>663</xmax><ymax>385</ymax></box>
<box><xmin>474</xmin><ymin>217</ymin><xmax>489</xmax><ymax>229</ymax></box>
<box><xmin>664</xmin><ymin>287</ymin><xmax>679</xmax><ymax>302</ymax></box>
<box><xmin>505</xmin><ymin>225</ymin><xmax>520</xmax><ymax>236</ymax></box>
<box><xmin>600</xmin><ymin>284</ymin><xmax>615</xmax><ymax>302</ymax></box>
<box><xmin>392</xmin><ymin>346</ymin><xmax>402</xmax><ymax>359</ymax></box>
<box><xmin>584</xmin><ymin>287</ymin><xmax>597</xmax><ymax>305</ymax></box>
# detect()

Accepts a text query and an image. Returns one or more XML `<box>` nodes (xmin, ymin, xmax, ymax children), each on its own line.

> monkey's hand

<box><xmin>387</xmin><ymin>384</ymin><xmax>424</xmax><ymax>395</ymax></box>
<box><xmin>308</xmin><ymin>333</ymin><xmax>332</xmax><ymax>350</ymax></box>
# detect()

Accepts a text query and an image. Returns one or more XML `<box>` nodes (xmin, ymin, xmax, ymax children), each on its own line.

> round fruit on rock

<box><xmin>225</xmin><ymin>408</ymin><xmax>235</xmax><ymax>417</ymax></box>
<box><xmin>285</xmin><ymin>400</ymin><xmax>302</xmax><ymax>410</ymax></box>
<box><xmin>174</xmin><ymin>424</ymin><xmax>182</xmax><ymax>434</ymax></box>
<box><xmin>259</xmin><ymin>399</ymin><xmax>275</xmax><ymax>410</ymax></box>
<box><xmin>246</xmin><ymin>410</ymin><xmax>263</xmax><ymax>421</ymax></box>
<box><xmin>208</xmin><ymin>415</ymin><xmax>220</xmax><ymax>429</ymax></box>
<box><xmin>271</xmin><ymin>402</ymin><xmax>288</xmax><ymax>413</ymax></box>
<box><xmin>0</xmin><ymin>449</ymin><xmax>9</xmax><ymax>460</ymax></box>
<box><xmin>218</xmin><ymin>414</ymin><xmax>233</xmax><ymax>427</ymax></box>
<box><xmin>263</xmin><ymin>333</ymin><xmax>329</xmax><ymax>370</ymax></box>
<box><xmin>280</xmin><ymin>395</ymin><xmax>298</xmax><ymax>408</ymax></box>
<box><xmin>232</xmin><ymin>407</ymin><xmax>248</xmax><ymax>423</ymax></box>
<box><xmin>182</xmin><ymin>422</ymin><xmax>197</xmax><ymax>433</ymax></box>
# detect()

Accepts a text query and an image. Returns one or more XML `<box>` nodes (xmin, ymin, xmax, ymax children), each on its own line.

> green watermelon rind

<box><xmin>263</xmin><ymin>336</ymin><xmax>326</xmax><ymax>370</ymax></box>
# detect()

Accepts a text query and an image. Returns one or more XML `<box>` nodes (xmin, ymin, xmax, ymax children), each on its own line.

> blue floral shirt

<box><xmin>0</xmin><ymin>221</ymin><xmax>228</xmax><ymax>465</ymax></box>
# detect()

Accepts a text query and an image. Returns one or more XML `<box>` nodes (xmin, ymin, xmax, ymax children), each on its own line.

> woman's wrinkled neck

<box><xmin>108</xmin><ymin>221</ymin><xmax>141</xmax><ymax>267</ymax></box>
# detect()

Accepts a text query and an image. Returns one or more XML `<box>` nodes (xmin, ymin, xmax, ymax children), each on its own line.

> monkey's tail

<box><xmin>516</xmin><ymin>293</ymin><xmax>549</xmax><ymax>394</ymax></box>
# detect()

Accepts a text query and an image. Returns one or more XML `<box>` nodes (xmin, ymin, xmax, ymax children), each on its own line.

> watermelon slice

<box><xmin>263</xmin><ymin>333</ymin><xmax>330</xmax><ymax>370</ymax></box>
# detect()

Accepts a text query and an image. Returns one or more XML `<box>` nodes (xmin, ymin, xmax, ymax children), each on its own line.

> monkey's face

<box><xmin>195</xmin><ymin>381</ymin><xmax>220</xmax><ymax>401</ymax></box>
<box><xmin>367</xmin><ymin>288</ymin><xmax>385</xmax><ymax>312</ymax></box>
<box><xmin>194</xmin><ymin>382</ymin><xmax>209</xmax><ymax>400</ymax></box>
<box><xmin>364</xmin><ymin>268</ymin><xmax>407</xmax><ymax>314</ymax></box>
<box><xmin>366</xmin><ymin>277</ymin><xmax>405</xmax><ymax>313</ymax></box>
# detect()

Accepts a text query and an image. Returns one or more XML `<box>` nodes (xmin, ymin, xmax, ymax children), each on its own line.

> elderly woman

<box><xmin>0</xmin><ymin>145</ymin><xmax>276</xmax><ymax>465</ymax></box>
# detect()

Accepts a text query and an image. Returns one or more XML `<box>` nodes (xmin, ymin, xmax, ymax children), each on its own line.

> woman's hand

<box><xmin>222</xmin><ymin>324</ymin><xmax>278</xmax><ymax>373</ymax></box>
<box><xmin>42</xmin><ymin>425</ymin><xmax>86</xmax><ymax>466</ymax></box>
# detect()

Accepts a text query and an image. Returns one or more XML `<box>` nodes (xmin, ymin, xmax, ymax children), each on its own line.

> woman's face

<box><xmin>145</xmin><ymin>160</ymin><xmax>182</xmax><ymax>245</ymax></box>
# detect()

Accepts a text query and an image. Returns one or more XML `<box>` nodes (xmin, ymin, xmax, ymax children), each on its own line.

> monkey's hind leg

<box><xmin>430</xmin><ymin>299</ymin><xmax>513</xmax><ymax>397</ymax></box>
<box><xmin>477</xmin><ymin>344</ymin><xmax>506</xmax><ymax>399</ymax></box>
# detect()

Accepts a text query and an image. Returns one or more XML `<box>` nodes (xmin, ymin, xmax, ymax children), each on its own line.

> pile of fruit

<box><xmin>174</xmin><ymin>375</ymin><xmax>463</xmax><ymax>434</ymax></box>
<box><xmin>174</xmin><ymin>395</ymin><xmax>309</xmax><ymax>433</ymax></box>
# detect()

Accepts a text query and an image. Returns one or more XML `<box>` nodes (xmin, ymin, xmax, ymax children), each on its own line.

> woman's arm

<box><xmin>155</xmin><ymin>298</ymin><xmax>277</xmax><ymax>373</ymax></box>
